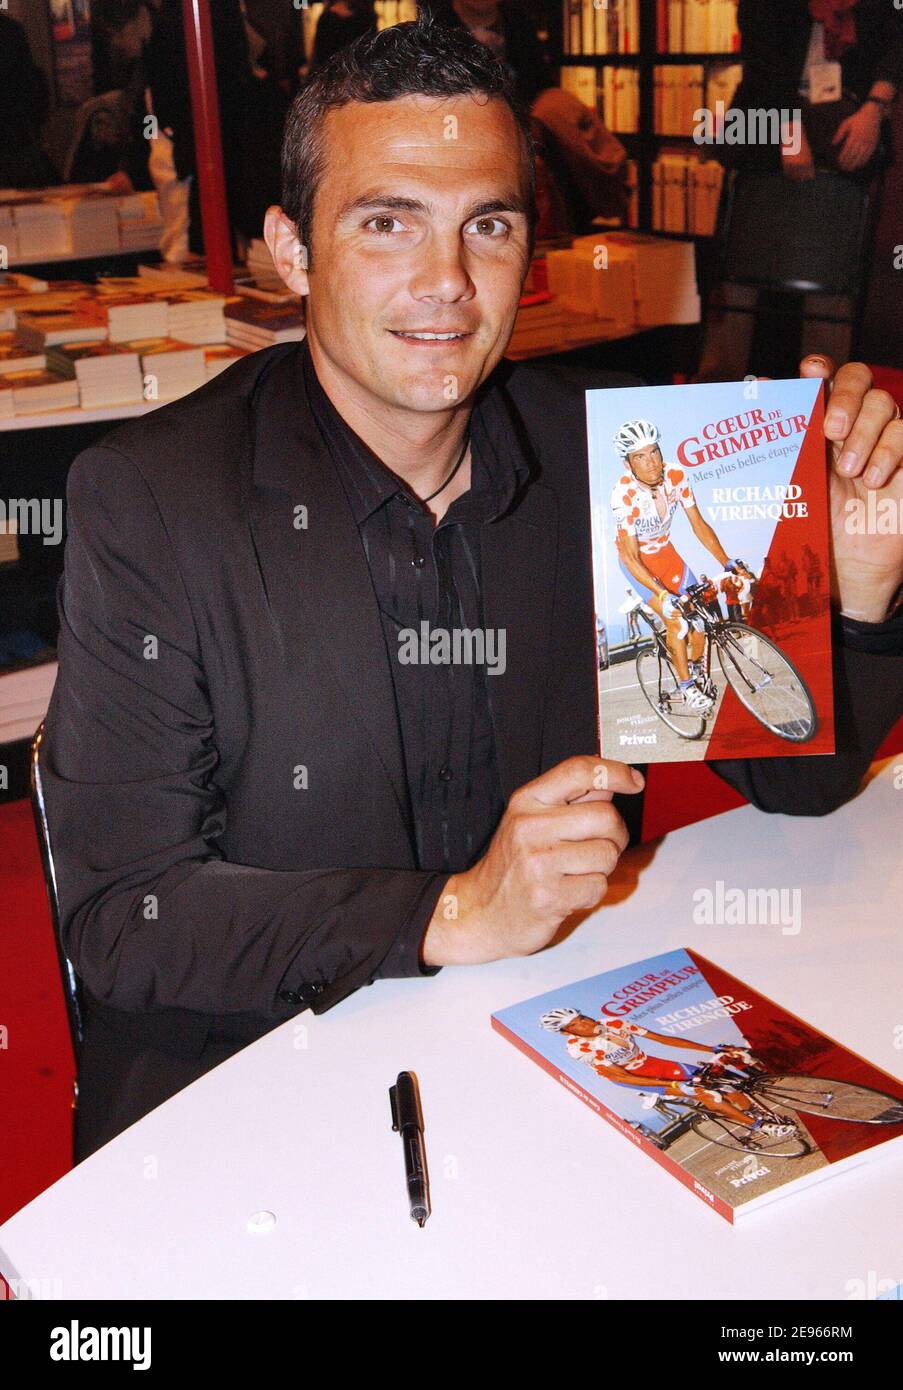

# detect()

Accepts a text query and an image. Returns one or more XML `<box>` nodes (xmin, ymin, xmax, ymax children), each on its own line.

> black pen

<box><xmin>389</xmin><ymin>1071</ymin><xmax>431</xmax><ymax>1228</ymax></box>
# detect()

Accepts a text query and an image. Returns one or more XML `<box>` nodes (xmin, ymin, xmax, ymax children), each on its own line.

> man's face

<box><xmin>627</xmin><ymin>443</ymin><xmax>664</xmax><ymax>486</ymax></box>
<box><xmin>292</xmin><ymin>93</ymin><xmax>531</xmax><ymax>417</ymax></box>
<box><xmin>564</xmin><ymin>1015</ymin><xmax>600</xmax><ymax>1038</ymax></box>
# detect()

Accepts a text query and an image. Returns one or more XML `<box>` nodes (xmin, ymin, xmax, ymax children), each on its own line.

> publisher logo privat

<box><xmin>730</xmin><ymin>1165</ymin><xmax>770</xmax><ymax>1190</ymax></box>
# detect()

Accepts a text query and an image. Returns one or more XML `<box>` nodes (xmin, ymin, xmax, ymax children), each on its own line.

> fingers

<box><xmin>858</xmin><ymin>415</ymin><xmax>903</xmax><ymax>489</ymax></box>
<box><xmin>532</xmin><ymin>800</ymin><xmax>631</xmax><ymax>853</ymax></box>
<box><xmin>822</xmin><ymin>361</ymin><xmax>873</xmax><ymax>440</ymax></box>
<box><xmin>544</xmin><ymin>837</ymin><xmax>623</xmax><ymax>880</ymax></box>
<box><xmin>513</xmin><ymin>754</ymin><xmax>644</xmax><ymax>809</ymax></box>
<box><xmin>832</xmin><ymin>386</ymin><xmax>899</xmax><ymax>482</ymax></box>
<box><xmin>556</xmin><ymin>872</ymin><xmax>611</xmax><ymax>916</ymax></box>
<box><xmin>799</xmin><ymin>353</ymin><xmax>835</xmax><ymax>382</ymax></box>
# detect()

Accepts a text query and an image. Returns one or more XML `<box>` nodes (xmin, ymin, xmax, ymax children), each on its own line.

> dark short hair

<box><xmin>281</xmin><ymin>13</ymin><xmax>537</xmax><ymax>268</ymax></box>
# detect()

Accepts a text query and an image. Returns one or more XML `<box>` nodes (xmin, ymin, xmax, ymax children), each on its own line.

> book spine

<box><xmin>582</xmin><ymin>0</ymin><xmax>594</xmax><ymax>57</ymax></box>
<box><xmin>491</xmin><ymin>1015</ymin><xmax>735</xmax><ymax>1223</ymax></box>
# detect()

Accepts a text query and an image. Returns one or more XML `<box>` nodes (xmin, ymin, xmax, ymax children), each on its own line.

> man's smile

<box><xmin>387</xmin><ymin>328</ymin><xmax>475</xmax><ymax>345</ymax></box>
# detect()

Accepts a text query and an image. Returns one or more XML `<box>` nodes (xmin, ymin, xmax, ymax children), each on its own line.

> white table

<box><xmin>2</xmin><ymin>761</ymin><xmax>902</xmax><ymax>1300</ymax></box>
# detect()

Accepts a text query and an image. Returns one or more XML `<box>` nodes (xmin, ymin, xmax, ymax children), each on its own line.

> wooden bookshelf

<box><xmin>559</xmin><ymin>0</ymin><xmax>743</xmax><ymax>236</ymax></box>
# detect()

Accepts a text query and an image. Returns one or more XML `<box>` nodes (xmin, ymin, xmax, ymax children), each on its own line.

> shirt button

<box><xmin>438</xmin><ymin>766</ymin><xmax>454</xmax><ymax>782</ymax></box>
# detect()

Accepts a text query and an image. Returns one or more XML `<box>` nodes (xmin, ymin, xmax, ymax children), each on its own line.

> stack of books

<box><xmin>0</xmin><ymin>331</ymin><xmax>46</xmax><ymax>375</ymax></box>
<box><xmin>117</xmin><ymin>192</ymin><xmax>164</xmax><ymax>249</ymax></box>
<box><xmin>544</xmin><ymin>242</ymin><xmax>636</xmax><ymax>334</ymax></box>
<box><xmin>546</xmin><ymin>230</ymin><xmax>700</xmax><ymax>330</ymax></box>
<box><xmin>607</xmin><ymin>230</ymin><xmax>700</xmax><ymax>324</ymax></box>
<box><xmin>0</xmin><ymin>368</ymin><xmax>79</xmax><ymax>417</ymax></box>
<box><xmin>204</xmin><ymin>344</ymin><xmax>248</xmax><ymax>380</ymax></box>
<box><xmin>10</xmin><ymin>199</ymin><xmax>69</xmax><ymax>259</ymax></box>
<box><xmin>128</xmin><ymin>338</ymin><xmax>206</xmax><ymax>401</ymax></box>
<box><xmin>58</xmin><ymin>194</ymin><xmax>121</xmax><ymax>256</ymax></box>
<box><xmin>1</xmin><ymin>279</ymin><xmax>79</xmax><ymax>331</ymax></box>
<box><xmin>15</xmin><ymin>309</ymin><xmax>108</xmax><ymax>351</ymax></box>
<box><xmin>91</xmin><ymin>291</ymin><xmax>169</xmax><ymax>343</ymax></box>
<box><xmin>46</xmin><ymin>340</ymin><xmax>144</xmax><ymax>409</ymax></box>
<box><xmin>245</xmin><ymin>238</ymin><xmax>279</xmax><ymax>282</ymax></box>
<box><xmin>1</xmin><ymin>186</ymin><xmax>163</xmax><ymax>265</ymax></box>
<box><xmin>165</xmin><ymin>290</ymin><xmax>227</xmax><ymax>344</ymax></box>
<box><xmin>224</xmin><ymin>298</ymin><xmax>306</xmax><ymax>350</ymax></box>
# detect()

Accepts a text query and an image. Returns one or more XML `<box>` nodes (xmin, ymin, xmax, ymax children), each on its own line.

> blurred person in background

<box><xmin>0</xmin><ymin>11</ymin><xmax>60</xmax><ymax>188</ymax></box>
<box><xmin>243</xmin><ymin>0</ymin><xmax>304</xmax><ymax>95</ymax></box>
<box><xmin>144</xmin><ymin>0</ymin><xmax>282</xmax><ymax>258</ymax></box>
<box><xmin>428</xmin><ymin>0</ymin><xmax>551</xmax><ymax>105</ymax></box>
<box><xmin>531</xmin><ymin>86</ymin><xmax>630</xmax><ymax>237</ymax></box>
<box><xmin>311</xmin><ymin>0</ymin><xmax>378</xmax><ymax>73</ymax></box>
<box><xmin>699</xmin><ymin>1</ymin><xmax>901</xmax><ymax>380</ymax></box>
<box><xmin>91</xmin><ymin>0</ymin><xmax>161</xmax><ymax>96</ymax></box>
<box><xmin>731</xmin><ymin>0</ymin><xmax>900</xmax><ymax>182</ymax></box>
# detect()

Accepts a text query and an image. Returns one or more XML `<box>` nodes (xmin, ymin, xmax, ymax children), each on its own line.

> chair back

<box><xmin>716</xmin><ymin>169</ymin><xmax>874</xmax><ymax>296</ymax></box>
<box><xmin>30</xmin><ymin>721</ymin><xmax>84</xmax><ymax>1055</ymax></box>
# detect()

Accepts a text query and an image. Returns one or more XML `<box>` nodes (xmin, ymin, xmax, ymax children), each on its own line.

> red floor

<box><xmin>0</xmin><ymin>800</ymin><xmax>75</xmax><ymax>1227</ymax></box>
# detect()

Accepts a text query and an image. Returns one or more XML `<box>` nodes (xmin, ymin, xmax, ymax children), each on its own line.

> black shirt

<box><xmin>301</xmin><ymin>340</ymin><xmax>531</xmax><ymax>970</ymax></box>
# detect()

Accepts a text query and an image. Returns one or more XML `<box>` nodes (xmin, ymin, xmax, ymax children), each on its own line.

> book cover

<box><xmin>586</xmin><ymin>378</ymin><xmax>834</xmax><ymax>763</ymax></box>
<box><xmin>492</xmin><ymin>949</ymin><xmax>903</xmax><ymax>1223</ymax></box>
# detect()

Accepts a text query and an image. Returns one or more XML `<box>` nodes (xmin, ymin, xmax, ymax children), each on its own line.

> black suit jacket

<box><xmin>42</xmin><ymin>342</ymin><xmax>903</xmax><ymax>1158</ymax></box>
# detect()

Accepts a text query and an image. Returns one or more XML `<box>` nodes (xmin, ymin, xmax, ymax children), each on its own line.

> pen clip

<box><xmin>389</xmin><ymin>1082</ymin><xmax>400</xmax><ymax>1132</ymax></box>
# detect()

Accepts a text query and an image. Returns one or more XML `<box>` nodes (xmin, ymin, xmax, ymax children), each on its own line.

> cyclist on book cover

<box><xmin>540</xmin><ymin>1007</ymin><xmax>795</xmax><ymax>1139</ymax></box>
<box><xmin>610</xmin><ymin>420</ymin><xmax>754</xmax><ymax>713</ymax></box>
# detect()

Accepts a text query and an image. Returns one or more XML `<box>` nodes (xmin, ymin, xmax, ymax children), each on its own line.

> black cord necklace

<box><xmin>421</xmin><ymin>430</ymin><xmax>471</xmax><ymax>504</ymax></box>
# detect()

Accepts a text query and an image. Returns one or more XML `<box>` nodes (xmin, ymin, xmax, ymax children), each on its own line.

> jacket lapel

<box><xmin>476</xmin><ymin>382</ymin><xmax>558</xmax><ymax>801</ymax></box>
<box><xmin>244</xmin><ymin>347</ymin><xmax>414</xmax><ymax>842</ymax></box>
<box><xmin>480</xmin><ymin>480</ymin><xmax>558</xmax><ymax>801</ymax></box>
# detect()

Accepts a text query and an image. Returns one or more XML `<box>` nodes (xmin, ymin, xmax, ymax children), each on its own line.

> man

<box><xmin>539</xmin><ymin>1008</ymin><xmax>794</xmax><ymax>1139</ymax></box>
<box><xmin>609</xmin><ymin>419</ymin><xmax>753</xmax><ymax>712</ymax></box>
<box><xmin>42</xmin><ymin>18</ymin><xmax>903</xmax><ymax>1161</ymax></box>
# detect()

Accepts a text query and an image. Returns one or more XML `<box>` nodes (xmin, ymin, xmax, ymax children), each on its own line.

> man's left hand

<box><xmin>801</xmin><ymin>356</ymin><xmax>903</xmax><ymax>623</ymax></box>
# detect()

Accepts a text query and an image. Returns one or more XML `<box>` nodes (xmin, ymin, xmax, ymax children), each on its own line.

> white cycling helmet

<box><xmin>614</xmin><ymin>419</ymin><xmax>660</xmax><ymax>460</ymax></box>
<box><xmin>540</xmin><ymin>1006</ymin><xmax>581</xmax><ymax>1032</ymax></box>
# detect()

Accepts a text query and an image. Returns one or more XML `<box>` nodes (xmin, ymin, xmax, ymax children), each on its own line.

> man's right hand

<box><xmin>421</xmin><ymin>755</ymin><xmax>644</xmax><ymax>967</ymax></box>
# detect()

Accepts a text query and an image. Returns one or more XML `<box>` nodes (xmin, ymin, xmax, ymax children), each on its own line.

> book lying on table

<box><xmin>586</xmin><ymin>377</ymin><xmax>834</xmax><ymax>763</ymax></box>
<box><xmin>492</xmin><ymin>948</ymin><xmax>903</xmax><ymax>1223</ymax></box>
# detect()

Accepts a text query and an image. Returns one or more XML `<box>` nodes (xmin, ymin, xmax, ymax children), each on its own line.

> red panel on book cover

<box><xmin>704</xmin><ymin>389</ymin><xmax>834</xmax><ymax>760</ymax></box>
<box><xmin>687</xmin><ymin>951</ymin><xmax>903</xmax><ymax>1164</ymax></box>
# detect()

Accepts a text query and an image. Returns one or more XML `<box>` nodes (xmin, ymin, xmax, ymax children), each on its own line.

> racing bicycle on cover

<box><xmin>639</xmin><ymin>1055</ymin><xmax>903</xmax><ymax>1159</ymax></box>
<box><xmin>634</xmin><ymin>573</ymin><xmax>818</xmax><ymax>743</ymax></box>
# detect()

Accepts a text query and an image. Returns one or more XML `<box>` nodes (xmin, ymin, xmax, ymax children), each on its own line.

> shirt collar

<box><xmin>300</xmin><ymin>336</ymin><xmax>531</xmax><ymax>527</ymax></box>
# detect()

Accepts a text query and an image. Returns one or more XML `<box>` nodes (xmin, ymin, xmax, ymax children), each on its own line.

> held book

<box><xmin>586</xmin><ymin>378</ymin><xmax>834</xmax><ymax>763</ymax></box>
<box><xmin>492</xmin><ymin>949</ymin><xmax>903</xmax><ymax>1223</ymax></box>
